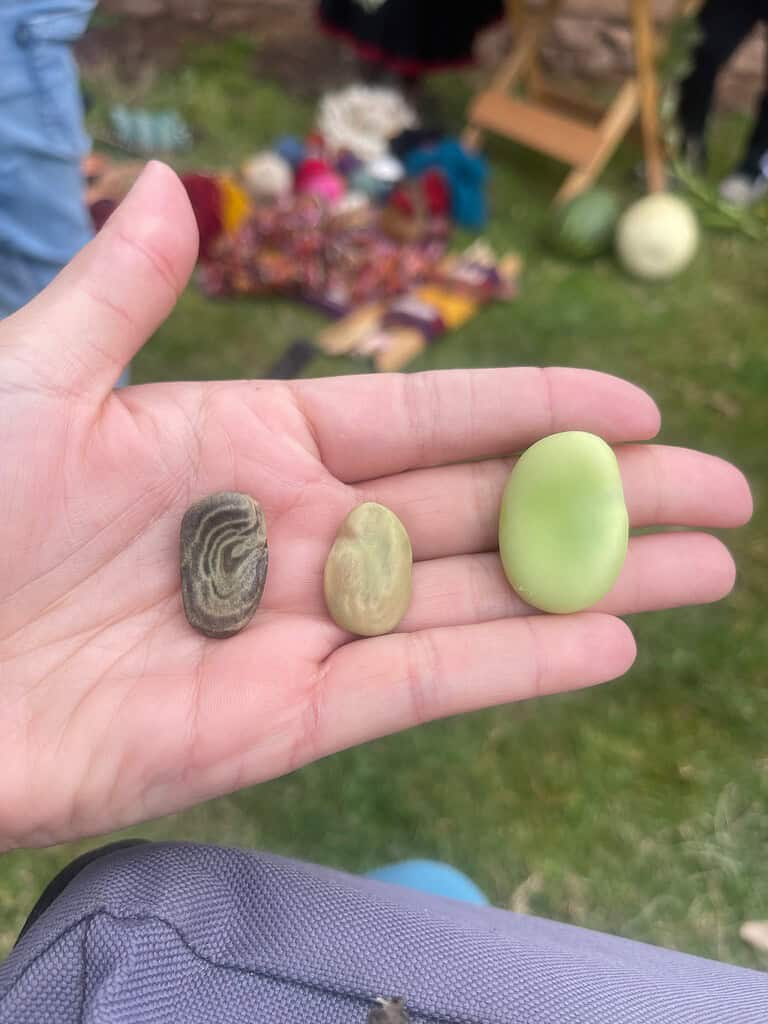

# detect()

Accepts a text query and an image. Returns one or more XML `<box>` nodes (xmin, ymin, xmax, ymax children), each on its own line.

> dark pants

<box><xmin>678</xmin><ymin>0</ymin><xmax>768</xmax><ymax>171</ymax></box>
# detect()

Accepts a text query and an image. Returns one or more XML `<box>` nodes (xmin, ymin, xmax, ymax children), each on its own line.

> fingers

<box><xmin>619</xmin><ymin>443</ymin><xmax>753</xmax><ymax>527</ymax></box>
<box><xmin>399</xmin><ymin>533</ymin><xmax>737</xmax><ymax>632</ymax></box>
<box><xmin>358</xmin><ymin>444</ymin><xmax>753</xmax><ymax>561</ymax></box>
<box><xmin>4</xmin><ymin>161</ymin><xmax>198</xmax><ymax>400</ymax></box>
<box><xmin>316</xmin><ymin>614</ymin><xmax>635</xmax><ymax>754</ymax></box>
<box><xmin>592</xmin><ymin>532</ymin><xmax>736</xmax><ymax>616</ymax></box>
<box><xmin>292</xmin><ymin>367</ymin><xmax>660</xmax><ymax>482</ymax></box>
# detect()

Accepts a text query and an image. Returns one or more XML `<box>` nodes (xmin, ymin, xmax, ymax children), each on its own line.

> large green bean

<box><xmin>499</xmin><ymin>431</ymin><xmax>628</xmax><ymax>613</ymax></box>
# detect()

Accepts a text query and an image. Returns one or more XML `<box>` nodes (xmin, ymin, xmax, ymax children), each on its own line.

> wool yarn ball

<box><xmin>273</xmin><ymin>135</ymin><xmax>306</xmax><ymax>168</ymax></box>
<box><xmin>241</xmin><ymin>152</ymin><xmax>293</xmax><ymax>201</ymax></box>
<box><xmin>295</xmin><ymin>158</ymin><xmax>346</xmax><ymax>203</ymax></box>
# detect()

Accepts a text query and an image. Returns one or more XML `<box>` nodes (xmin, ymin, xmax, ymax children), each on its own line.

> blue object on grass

<box><xmin>404</xmin><ymin>139</ymin><xmax>489</xmax><ymax>230</ymax></box>
<box><xmin>365</xmin><ymin>859</ymin><xmax>490</xmax><ymax>905</ymax></box>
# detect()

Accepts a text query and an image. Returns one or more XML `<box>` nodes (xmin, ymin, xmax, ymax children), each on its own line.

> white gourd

<box><xmin>616</xmin><ymin>193</ymin><xmax>699</xmax><ymax>280</ymax></box>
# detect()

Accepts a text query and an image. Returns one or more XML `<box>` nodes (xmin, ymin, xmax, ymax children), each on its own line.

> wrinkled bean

<box><xmin>324</xmin><ymin>502</ymin><xmax>412</xmax><ymax>636</ymax></box>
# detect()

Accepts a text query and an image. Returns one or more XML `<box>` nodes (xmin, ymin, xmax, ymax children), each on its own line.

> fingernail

<box><xmin>121</xmin><ymin>160</ymin><xmax>168</xmax><ymax>207</ymax></box>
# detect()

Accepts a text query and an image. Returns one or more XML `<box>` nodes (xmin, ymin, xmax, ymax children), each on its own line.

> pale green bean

<box><xmin>324</xmin><ymin>502</ymin><xmax>412</xmax><ymax>636</ymax></box>
<box><xmin>499</xmin><ymin>431</ymin><xmax>628</xmax><ymax>613</ymax></box>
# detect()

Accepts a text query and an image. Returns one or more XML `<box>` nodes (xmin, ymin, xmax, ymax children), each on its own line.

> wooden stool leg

<box><xmin>462</xmin><ymin>125</ymin><xmax>484</xmax><ymax>150</ymax></box>
<box><xmin>462</xmin><ymin>21</ymin><xmax>542</xmax><ymax>150</ymax></box>
<box><xmin>555</xmin><ymin>81</ymin><xmax>639</xmax><ymax>203</ymax></box>
<box><xmin>630</xmin><ymin>0</ymin><xmax>666</xmax><ymax>192</ymax></box>
<box><xmin>464</xmin><ymin>0</ymin><xmax>564</xmax><ymax>150</ymax></box>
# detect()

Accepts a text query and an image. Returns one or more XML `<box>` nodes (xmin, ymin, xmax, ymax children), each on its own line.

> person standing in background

<box><xmin>678</xmin><ymin>0</ymin><xmax>768</xmax><ymax>206</ymax></box>
<box><xmin>0</xmin><ymin>0</ymin><xmax>130</xmax><ymax>384</ymax></box>
<box><xmin>318</xmin><ymin>0</ymin><xmax>505</xmax><ymax>90</ymax></box>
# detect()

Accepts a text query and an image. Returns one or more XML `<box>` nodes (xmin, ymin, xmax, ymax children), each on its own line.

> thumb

<box><xmin>2</xmin><ymin>160</ymin><xmax>199</xmax><ymax>399</ymax></box>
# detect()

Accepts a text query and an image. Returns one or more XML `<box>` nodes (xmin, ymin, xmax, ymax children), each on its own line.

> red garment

<box><xmin>180</xmin><ymin>173</ymin><xmax>223</xmax><ymax>262</ymax></box>
<box><xmin>390</xmin><ymin>169</ymin><xmax>450</xmax><ymax>217</ymax></box>
<box><xmin>89</xmin><ymin>198</ymin><xmax>118</xmax><ymax>232</ymax></box>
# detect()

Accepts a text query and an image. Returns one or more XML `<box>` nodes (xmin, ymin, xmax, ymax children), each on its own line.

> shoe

<box><xmin>718</xmin><ymin>157</ymin><xmax>768</xmax><ymax>207</ymax></box>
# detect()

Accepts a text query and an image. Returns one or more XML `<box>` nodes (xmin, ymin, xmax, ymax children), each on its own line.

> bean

<box><xmin>498</xmin><ymin>431</ymin><xmax>628</xmax><ymax>613</ymax></box>
<box><xmin>324</xmin><ymin>502</ymin><xmax>412</xmax><ymax>636</ymax></box>
<box><xmin>180</xmin><ymin>492</ymin><xmax>268</xmax><ymax>638</ymax></box>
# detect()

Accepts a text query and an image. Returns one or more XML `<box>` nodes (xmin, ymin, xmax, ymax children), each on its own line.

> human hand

<box><xmin>0</xmin><ymin>163</ymin><xmax>752</xmax><ymax>850</ymax></box>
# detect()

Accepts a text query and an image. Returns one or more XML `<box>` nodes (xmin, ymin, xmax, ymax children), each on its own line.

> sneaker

<box><xmin>719</xmin><ymin>156</ymin><xmax>768</xmax><ymax>206</ymax></box>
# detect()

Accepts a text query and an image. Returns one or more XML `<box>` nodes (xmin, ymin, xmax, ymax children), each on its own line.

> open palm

<box><xmin>0</xmin><ymin>163</ymin><xmax>752</xmax><ymax>850</ymax></box>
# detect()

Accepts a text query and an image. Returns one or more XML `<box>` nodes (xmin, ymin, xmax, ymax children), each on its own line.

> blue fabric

<box><xmin>0</xmin><ymin>0</ymin><xmax>131</xmax><ymax>386</ymax></box>
<box><xmin>0</xmin><ymin>0</ymin><xmax>96</xmax><ymax>318</ymax></box>
<box><xmin>403</xmin><ymin>140</ymin><xmax>489</xmax><ymax>229</ymax></box>
<box><xmin>1</xmin><ymin>841</ymin><xmax>766</xmax><ymax>1022</ymax></box>
<box><xmin>365</xmin><ymin>859</ymin><xmax>489</xmax><ymax>905</ymax></box>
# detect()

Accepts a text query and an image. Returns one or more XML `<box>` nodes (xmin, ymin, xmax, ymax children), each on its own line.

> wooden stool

<box><xmin>464</xmin><ymin>0</ymin><xmax>668</xmax><ymax>202</ymax></box>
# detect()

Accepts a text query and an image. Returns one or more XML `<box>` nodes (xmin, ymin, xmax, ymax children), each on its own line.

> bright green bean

<box><xmin>499</xmin><ymin>431</ymin><xmax>628</xmax><ymax>614</ymax></box>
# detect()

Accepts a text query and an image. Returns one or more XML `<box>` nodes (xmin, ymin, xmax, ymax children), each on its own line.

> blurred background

<box><xmin>1</xmin><ymin>0</ymin><xmax>766</xmax><ymax>971</ymax></box>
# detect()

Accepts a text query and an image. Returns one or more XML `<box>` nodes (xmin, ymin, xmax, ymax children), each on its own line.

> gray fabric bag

<box><xmin>1</xmin><ymin>841</ymin><xmax>766</xmax><ymax>1022</ymax></box>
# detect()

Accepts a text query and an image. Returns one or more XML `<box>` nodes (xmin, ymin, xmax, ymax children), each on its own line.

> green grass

<box><xmin>2</xmin><ymin>37</ymin><xmax>767</xmax><ymax>970</ymax></box>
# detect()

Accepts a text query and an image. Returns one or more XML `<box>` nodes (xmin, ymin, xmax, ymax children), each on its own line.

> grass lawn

<box><xmin>1</xmin><ymin>34</ymin><xmax>767</xmax><ymax>971</ymax></box>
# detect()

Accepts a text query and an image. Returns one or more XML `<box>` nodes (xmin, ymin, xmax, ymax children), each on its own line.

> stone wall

<box><xmin>99</xmin><ymin>0</ymin><xmax>764</xmax><ymax>111</ymax></box>
<box><xmin>540</xmin><ymin>0</ymin><xmax>764</xmax><ymax>110</ymax></box>
<box><xmin>101</xmin><ymin>0</ymin><xmax>300</xmax><ymax>28</ymax></box>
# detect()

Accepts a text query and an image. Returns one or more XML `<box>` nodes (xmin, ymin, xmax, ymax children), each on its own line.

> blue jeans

<box><xmin>0</xmin><ymin>1</ymin><xmax>131</xmax><ymax>385</ymax></box>
<box><xmin>0</xmin><ymin>1</ymin><xmax>96</xmax><ymax>316</ymax></box>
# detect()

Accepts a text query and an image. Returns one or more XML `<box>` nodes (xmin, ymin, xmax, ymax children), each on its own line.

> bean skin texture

<box><xmin>180</xmin><ymin>492</ymin><xmax>268</xmax><ymax>639</ymax></box>
<box><xmin>324</xmin><ymin>502</ymin><xmax>413</xmax><ymax>637</ymax></box>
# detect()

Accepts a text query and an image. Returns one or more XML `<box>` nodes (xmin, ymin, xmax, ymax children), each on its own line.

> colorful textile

<box><xmin>314</xmin><ymin>241</ymin><xmax>521</xmax><ymax>370</ymax></box>
<box><xmin>198</xmin><ymin>194</ymin><xmax>450</xmax><ymax>316</ymax></box>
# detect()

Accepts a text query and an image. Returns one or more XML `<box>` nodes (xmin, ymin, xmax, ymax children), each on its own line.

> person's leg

<box><xmin>14</xmin><ymin>839</ymin><xmax>149</xmax><ymax>947</ymax></box>
<box><xmin>741</xmin><ymin>80</ymin><xmax>768</xmax><ymax>172</ymax></box>
<box><xmin>0</xmin><ymin>147</ymin><xmax>94</xmax><ymax>318</ymax></box>
<box><xmin>677</xmin><ymin>0</ymin><xmax>761</xmax><ymax>168</ymax></box>
<box><xmin>0</xmin><ymin>3</ymin><xmax>95</xmax><ymax>310</ymax></box>
<box><xmin>6</xmin><ymin>842</ymin><xmax>768</xmax><ymax>1023</ymax></box>
<box><xmin>719</xmin><ymin>20</ymin><xmax>768</xmax><ymax>204</ymax></box>
<box><xmin>0</xmin><ymin>4</ymin><xmax>134</xmax><ymax>383</ymax></box>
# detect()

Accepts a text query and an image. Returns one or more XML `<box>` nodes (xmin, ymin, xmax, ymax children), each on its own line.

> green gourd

<box><xmin>547</xmin><ymin>188</ymin><xmax>622</xmax><ymax>260</ymax></box>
